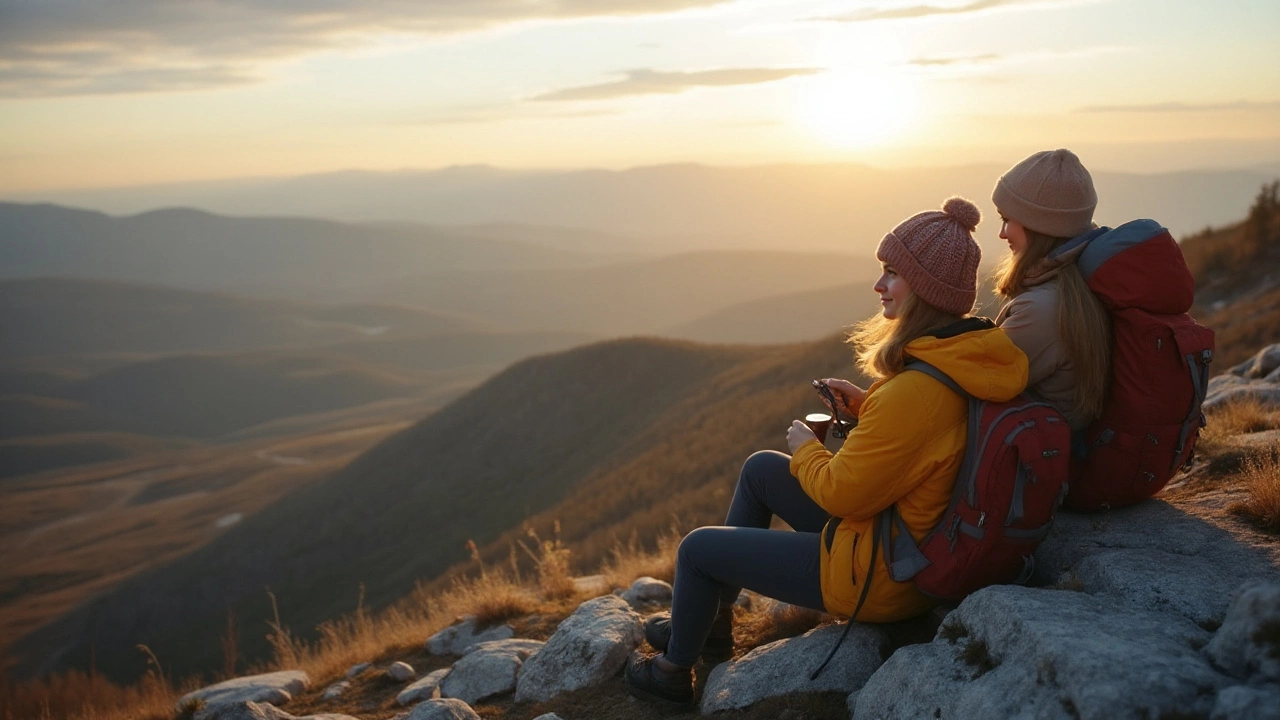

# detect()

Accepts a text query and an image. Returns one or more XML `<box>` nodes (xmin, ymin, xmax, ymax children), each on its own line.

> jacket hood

<box><xmin>904</xmin><ymin>318</ymin><xmax>1028</xmax><ymax>402</ymax></box>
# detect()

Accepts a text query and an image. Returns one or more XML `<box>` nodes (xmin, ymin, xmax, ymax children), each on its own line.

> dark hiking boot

<box><xmin>643</xmin><ymin>611</ymin><xmax>734</xmax><ymax>662</ymax></box>
<box><xmin>624</xmin><ymin>651</ymin><xmax>693</xmax><ymax>707</ymax></box>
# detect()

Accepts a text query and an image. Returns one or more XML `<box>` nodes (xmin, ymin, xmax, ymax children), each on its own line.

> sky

<box><xmin>1</xmin><ymin>0</ymin><xmax>1278</xmax><ymax>194</ymax></box>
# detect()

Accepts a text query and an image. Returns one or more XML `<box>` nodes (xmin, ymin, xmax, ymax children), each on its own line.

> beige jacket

<box><xmin>995</xmin><ymin>283</ymin><xmax>1087</xmax><ymax>430</ymax></box>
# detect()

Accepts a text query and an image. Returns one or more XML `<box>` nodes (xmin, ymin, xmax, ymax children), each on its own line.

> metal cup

<box><xmin>804</xmin><ymin>412</ymin><xmax>833</xmax><ymax>444</ymax></box>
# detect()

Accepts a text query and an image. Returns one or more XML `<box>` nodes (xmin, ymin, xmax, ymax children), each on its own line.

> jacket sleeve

<box><xmin>996</xmin><ymin>288</ymin><xmax>1061</xmax><ymax>388</ymax></box>
<box><xmin>788</xmin><ymin>375</ymin><xmax>937</xmax><ymax>520</ymax></box>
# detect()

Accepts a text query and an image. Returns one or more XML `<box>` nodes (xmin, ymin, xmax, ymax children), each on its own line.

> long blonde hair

<box><xmin>849</xmin><ymin>293</ymin><xmax>962</xmax><ymax>380</ymax></box>
<box><xmin>994</xmin><ymin>229</ymin><xmax>1111</xmax><ymax>421</ymax></box>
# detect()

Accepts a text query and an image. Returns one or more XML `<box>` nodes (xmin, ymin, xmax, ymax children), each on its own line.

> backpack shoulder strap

<box><xmin>904</xmin><ymin>360</ymin><xmax>969</xmax><ymax>399</ymax></box>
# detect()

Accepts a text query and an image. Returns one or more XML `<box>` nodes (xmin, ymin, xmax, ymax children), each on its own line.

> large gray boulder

<box><xmin>701</xmin><ymin>622</ymin><xmax>887</xmax><ymax>713</ymax></box>
<box><xmin>514</xmin><ymin>595</ymin><xmax>643</xmax><ymax>703</ymax></box>
<box><xmin>619</xmin><ymin>576</ymin><xmax>673</xmax><ymax>609</ymax></box>
<box><xmin>1206</xmin><ymin>581</ymin><xmax>1280</xmax><ymax>684</ymax></box>
<box><xmin>853</xmin><ymin>585</ymin><xmax>1228</xmax><ymax>719</ymax></box>
<box><xmin>404</xmin><ymin>698</ymin><xmax>481</xmax><ymax>720</ymax></box>
<box><xmin>1033</xmin><ymin>500</ymin><xmax>1278</xmax><ymax>626</ymax></box>
<box><xmin>190</xmin><ymin>701</ymin><xmax>357</xmax><ymax>720</ymax></box>
<box><xmin>426</xmin><ymin>617</ymin><xmax>515</xmax><ymax>656</ymax></box>
<box><xmin>1205</xmin><ymin>343</ymin><xmax>1280</xmax><ymax>409</ymax></box>
<box><xmin>1212</xmin><ymin>685</ymin><xmax>1280</xmax><ymax>720</ymax></box>
<box><xmin>178</xmin><ymin>671</ymin><xmax>310</xmax><ymax>713</ymax></box>
<box><xmin>439</xmin><ymin>639</ymin><xmax>545</xmax><ymax>705</ymax></box>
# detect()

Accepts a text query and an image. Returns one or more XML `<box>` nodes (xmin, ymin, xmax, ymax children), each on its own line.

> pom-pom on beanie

<box><xmin>992</xmin><ymin>148</ymin><xmax>1097</xmax><ymax>238</ymax></box>
<box><xmin>876</xmin><ymin>197</ymin><xmax>982</xmax><ymax>316</ymax></box>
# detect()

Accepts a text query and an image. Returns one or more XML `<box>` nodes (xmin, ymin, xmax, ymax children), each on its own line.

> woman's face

<box><xmin>873</xmin><ymin>264</ymin><xmax>911</xmax><ymax>320</ymax></box>
<box><xmin>999</xmin><ymin>216</ymin><xmax>1030</xmax><ymax>256</ymax></box>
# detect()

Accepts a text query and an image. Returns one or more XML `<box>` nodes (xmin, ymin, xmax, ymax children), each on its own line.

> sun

<box><xmin>795</xmin><ymin>67</ymin><xmax>919</xmax><ymax>149</ymax></box>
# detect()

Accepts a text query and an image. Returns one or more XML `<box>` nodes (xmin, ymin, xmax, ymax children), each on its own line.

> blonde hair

<box><xmin>994</xmin><ymin>229</ymin><xmax>1111</xmax><ymax>421</ymax></box>
<box><xmin>849</xmin><ymin>293</ymin><xmax>963</xmax><ymax>380</ymax></box>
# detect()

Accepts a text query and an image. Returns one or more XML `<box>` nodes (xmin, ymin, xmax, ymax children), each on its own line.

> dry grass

<box><xmin>1202</xmin><ymin>397</ymin><xmax>1280</xmax><ymax>448</ymax></box>
<box><xmin>599</xmin><ymin>528</ymin><xmax>682</xmax><ymax>589</ymax></box>
<box><xmin>1230</xmin><ymin>451</ymin><xmax>1280</xmax><ymax>532</ymax></box>
<box><xmin>733</xmin><ymin>597</ymin><xmax>829</xmax><ymax>654</ymax></box>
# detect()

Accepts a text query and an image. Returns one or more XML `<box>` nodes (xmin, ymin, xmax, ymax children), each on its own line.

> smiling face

<box><xmin>873</xmin><ymin>263</ymin><xmax>912</xmax><ymax>320</ymax></box>
<box><xmin>999</xmin><ymin>216</ymin><xmax>1030</xmax><ymax>256</ymax></box>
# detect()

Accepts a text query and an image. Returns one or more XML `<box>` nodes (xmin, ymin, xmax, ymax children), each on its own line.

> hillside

<box><xmin>0</xmin><ymin>204</ymin><xmax>607</xmax><ymax>300</ymax></box>
<box><xmin>15</xmin><ymin>163</ymin><xmax>1276</xmax><ymax>257</ymax></box>
<box><xmin>0</xmin><ymin>278</ymin><xmax>485</xmax><ymax>360</ymax></box>
<box><xmin>10</xmin><ymin>334</ymin><xmax>860</xmax><ymax>684</ymax></box>
<box><xmin>371</xmin><ymin>251</ymin><xmax>877</xmax><ymax>335</ymax></box>
<box><xmin>1185</xmin><ymin>181</ymin><xmax>1280</xmax><ymax>370</ymax></box>
<box><xmin>661</xmin><ymin>283</ymin><xmax>876</xmax><ymax>344</ymax></box>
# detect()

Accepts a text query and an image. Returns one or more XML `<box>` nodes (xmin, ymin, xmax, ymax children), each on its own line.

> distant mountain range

<box><xmin>8</xmin><ymin>163</ymin><xmax>1277</xmax><ymax>256</ymax></box>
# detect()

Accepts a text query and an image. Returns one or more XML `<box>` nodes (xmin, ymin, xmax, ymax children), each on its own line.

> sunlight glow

<box><xmin>795</xmin><ymin>67</ymin><xmax>919</xmax><ymax>149</ymax></box>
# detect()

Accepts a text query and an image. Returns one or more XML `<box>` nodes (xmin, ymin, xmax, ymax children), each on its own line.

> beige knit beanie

<box><xmin>992</xmin><ymin>148</ymin><xmax>1097</xmax><ymax>238</ymax></box>
<box><xmin>876</xmin><ymin>197</ymin><xmax>982</xmax><ymax>316</ymax></box>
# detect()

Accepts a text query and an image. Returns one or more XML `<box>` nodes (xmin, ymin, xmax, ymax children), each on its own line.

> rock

<box><xmin>321</xmin><ymin>682</ymin><xmax>349</xmax><ymax>700</ymax></box>
<box><xmin>344</xmin><ymin>663</ymin><xmax>370</xmax><ymax>679</ymax></box>
<box><xmin>1206</xmin><ymin>581</ymin><xmax>1280</xmax><ymax>684</ymax></box>
<box><xmin>404</xmin><ymin>698</ymin><xmax>481</xmax><ymax>720</ymax></box>
<box><xmin>1211</xmin><ymin>685</ymin><xmax>1280</xmax><ymax>720</ymax></box>
<box><xmin>571</xmin><ymin>574</ymin><xmax>611</xmax><ymax>595</ymax></box>
<box><xmin>700</xmin><ymin>622</ymin><xmax>888</xmax><ymax>713</ymax></box>
<box><xmin>440</xmin><ymin>639</ymin><xmax>545</xmax><ymax>705</ymax></box>
<box><xmin>397</xmin><ymin>668</ymin><xmax>450</xmax><ymax>705</ymax></box>
<box><xmin>619</xmin><ymin>576</ymin><xmax>673</xmax><ymax>608</ymax></box>
<box><xmin>1206</xmin><ymin>343</ymin><xmax>1280</xmax><ymax>409</ymax></box>
<box><xmin>426</xmin><ymin>617</ymin><xmax>515</xmax><ymax>656</ymax></box>
<box><xmin>191</xmin><ymin>701</ymin><xmax>296</xmax><ymax>720</ymax></box>
<box><xmin>852</xmin><ymin>585</ymin><xmax>1227</xmax><ymax>719</ymax></box>
<box><xmin>1033</xmin><ymin>500</ymin><xmax>1278</xmax><ymax>626</ymax></box>
<box><xmin>514</xmin><ymin>595</ymin><xmax>643</xmax><ymax>703</ymax></box>
<box><xmin>388</xmin><ymin>661</ymin><xmax>416</xmax><ymax>682</ymax></box>
<box><xmin>532</xmin><ymin>715</ymin><xmax>565</xmax><ymax>720</ymax></box>
<box><xmin>178</xmin><ymin>671</ymin><xmax>310</xmax><ymax>713</ymax></box>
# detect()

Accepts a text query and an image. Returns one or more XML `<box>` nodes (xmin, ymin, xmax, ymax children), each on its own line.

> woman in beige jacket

<box><xmin>990</xmin><ymin>148</ymin><xmax>1111</xmax><ymax>431</ymax></box>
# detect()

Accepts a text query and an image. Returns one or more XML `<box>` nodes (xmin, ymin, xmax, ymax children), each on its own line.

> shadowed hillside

<box><xmin>12</xmin><ymin>334</ymin><xmax>861</xmax><ymax>684</ymax></box>
<box><xmin>662</xmin><ymin>283</ymin><xmax>877</xmax><ymax>344</ymax></box>
<box><xmin>1185</xmin><ymin>181</ymin><xmax>1280</xmax><ymax>370</ymax></box>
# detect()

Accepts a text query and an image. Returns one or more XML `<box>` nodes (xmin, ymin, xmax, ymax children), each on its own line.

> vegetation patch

<box><xmin>938</xmin><ymin>621</ymin><xmax>969</xmax><ymax>644</ymax></box>
<box><xmin>1228</xmin><ymin>451</ymin><xmax>1280</xmax><ymax>533</ymax></box>
<box><xmin>959</xmin><ymin>638</ymin><xmax>998</xmax><ymax>677</ymax></box>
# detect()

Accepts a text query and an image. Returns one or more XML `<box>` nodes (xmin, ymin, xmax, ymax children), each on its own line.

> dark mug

<box><xmin>804</xmin><ymin>413</ymin><xmax>833</xmax><ymax>444</ymax></box>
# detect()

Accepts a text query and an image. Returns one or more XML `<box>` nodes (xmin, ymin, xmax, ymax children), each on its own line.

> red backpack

<box><xmin>879</xmin><ymin>361</ymin><xmax>1073</xmax><ymax>600</ymax></box>
<box><xmin>1065</xmin><ymin>220</ymin><xmax>1215</xmax><ymax>511</ymax></box>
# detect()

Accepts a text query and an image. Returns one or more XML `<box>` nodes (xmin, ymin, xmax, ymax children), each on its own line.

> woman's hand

<box><xmin>819</xmin><ymin>378</ymin><xmax>867</xmax><ymax>417</ymax></box>
<box><xmin>787</xmin><ymin>419</ymin><xmax>819</xmax><ymax>454</ymax></box>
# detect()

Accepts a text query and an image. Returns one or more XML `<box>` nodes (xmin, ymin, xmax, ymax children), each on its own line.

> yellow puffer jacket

<box><xmin>790</xmin><ymin>324</ymin><xmax>1028</xmax><ymax>622</ymax></box>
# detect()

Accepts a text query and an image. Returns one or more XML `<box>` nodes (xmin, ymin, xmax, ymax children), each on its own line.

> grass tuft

<box><xmin>938</xmin><ymin>621</ymin><xmax>969</xmax><ymax>644</ymax></box>
<box><xmin>959</xmin><ymin>638</ymin><xmax>998</xmax><ymax>677</ymax></box>
<box><xmin>1228</xmin><ymin>451</ymin><xmax>1280</xmax><ymax>532</ymax></box>
<box><xmin>599</xmin><ymin>528</ymin><xmax>681</xmax><ymax>589</ymax></box>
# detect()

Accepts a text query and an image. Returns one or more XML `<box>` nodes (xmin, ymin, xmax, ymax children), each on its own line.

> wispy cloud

<box><xmin>529</xmin><ymin>68</ymin><xmax>821</xmax><ymax>102</ymax></box>
<box><xmin>908</xmin><ymin>53</ymin><xmax>1002</xmax><ymax>67</ymax></box>
<box><xmin>1078</xmin><ymin>100</ymin><xmax>1280</xmax><ymax>113</ymax></box>
<box><xmin>0</xmin><ymin>0</ymin><xmax>730</xmax><ymax>98</ymax></box>
<box><xmin>817</xmin><ymin>0</ymin><xmax>1102</xmax><ymax>23</ymax></box>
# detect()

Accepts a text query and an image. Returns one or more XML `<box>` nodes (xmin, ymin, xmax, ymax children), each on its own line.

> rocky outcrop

<box><xmin>178</xmin><ymin>671</ymin><xmax>309</xmax><ymax>713</ymax></box>
<box><xmin>1206</xmin><ymin>343</ymin><xmax>1280</xmax><ymax>409</ymax></box>
<box><xmin>439</xmin><ymin>639</ymin><xmax>544</xmax><ymax>705</ymax></box>
<box><xmin>514</xmin><ymin>595</ymin><xmax>643</xmax><ymax>703</ymax></box>
<box><xmin>619</xmin><ymin>576</ymin><xmax>673</xmax><ymax>609</ymax></box>
<box><xmin>426</xmin><ymin>617</ymin><xmax>515</xmax><ymax>656</ymax></box>
<box><xmin>701</xmin><ymin>622</ymin><xmax>888</xmax><ymax>713</ymax></box>
<box><xmin>404</xmin><ymin>698</ymin><xmax>480</xmax><ymax>720</ymax></box>
<box><xmin>854</xmin><ymin>585</ymin><xmax>1228</xmax><ymax>719</ymax></box>
<box><xmin>1206</xmin><ymin>581</ymin><xmax>1280</xmax><ymax>684</ymax></box>
<box><xmin>387</xmin><ymin>661</ymin><xmax>415</xmax><ymax>681</ymax></box>
<box><xmin>397</xmin><ymin>668</ymin><xmax>449</xmax><ymax>705</ymax></box>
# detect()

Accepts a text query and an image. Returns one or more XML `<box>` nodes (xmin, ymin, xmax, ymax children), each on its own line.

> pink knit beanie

<box><xmin>992</xmin><ymin>148</ymin><xmax>1097</xmax><ymax>238</ymax></box>
<box><xmin>876</xmin><ymin>197</ymin><xmax>982</xmax><ymax>316</ymax></box>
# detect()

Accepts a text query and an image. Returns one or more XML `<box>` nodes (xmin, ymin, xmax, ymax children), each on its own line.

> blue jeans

<box><xmin>664</xmin><ymin>450</ymin><xmax>828</xmax><ymax>666</ymax></box>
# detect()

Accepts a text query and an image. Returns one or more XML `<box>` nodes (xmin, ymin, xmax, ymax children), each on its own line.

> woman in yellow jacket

<box><xmin>626</xmin><ymin>197</ymin><xmax>1029</xmax><ymax>707</ymax></box>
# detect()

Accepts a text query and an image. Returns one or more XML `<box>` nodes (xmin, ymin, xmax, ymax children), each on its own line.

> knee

<box><xmin>677</xmin><ymin>526</ymin><xmax>721</xmax><ymax>568</ymax></box>
<box><xmin>740</xmin><ymin>449</ymin><xmax>788</xmax><ymax>482</ymax></box>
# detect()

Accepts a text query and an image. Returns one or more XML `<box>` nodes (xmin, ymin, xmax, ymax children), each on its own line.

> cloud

<box><xmin>1078</xmin><ymin>100</ymin><xmax>1280</xmax><ymax>113</ymax></box>
<box><xmin>908</xmin><ymin>53</ymin><xmax>1002</xmax><ymax>66</ymax></box>
<box><xmin>529</xmin><ymin>67</ymin><xmax>821</xmax><ymax>102</ymax></box>
<box><xmin>0</xmin><ymin>0</ymin><xmax>729</xmax><ymax>98</ymax></box>
<box><xmin>817</xmin><ymin>0</ymin><xmax>1100</xmax><ymax>23</ymax></box>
